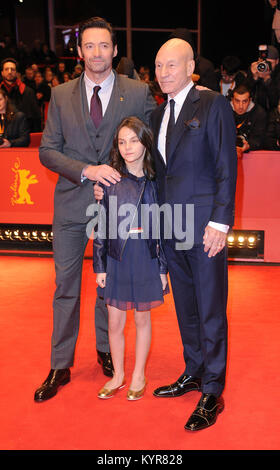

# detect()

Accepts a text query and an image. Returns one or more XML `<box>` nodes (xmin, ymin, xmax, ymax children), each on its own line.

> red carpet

<box><xmin>0</xmin><ymin>256</ymin><xmax>279</xmax><ymax>451</ymax></box>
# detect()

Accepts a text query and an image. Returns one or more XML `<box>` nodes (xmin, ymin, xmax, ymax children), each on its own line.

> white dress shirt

<box><xmin>81</xmin><ymin>70</ymin><xmax>115</xmax><ymax>182</ymax></box>
<box><xmin>84</xmin><ymin>69</ymin><xmax>115</xmax><ymax>115</ymax></box>
<box><xmin>158</xmin><ymin>81</ymin><xmax>229</xmax><ymax>234</ymax></box>
<box><xmin>158</xmin><ymin>81</ymin><xmax>194</xmax><ymax>162</ymax></box>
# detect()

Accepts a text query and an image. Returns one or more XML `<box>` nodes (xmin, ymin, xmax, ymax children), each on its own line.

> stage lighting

<box><xmin>0</xmin><ymin>224</ymin><xmax>54</xmax><ymax>252</ymax></box>
<box><xmin>227</xmin><ymin>230</ymin><xmax>264</xmax><ymax>260</ymax></box>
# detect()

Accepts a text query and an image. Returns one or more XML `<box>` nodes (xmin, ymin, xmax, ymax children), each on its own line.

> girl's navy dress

<box><xmin>97</xmin><ymin>173</ymin><xmax>169</xmax><ymax>311</ymax></box>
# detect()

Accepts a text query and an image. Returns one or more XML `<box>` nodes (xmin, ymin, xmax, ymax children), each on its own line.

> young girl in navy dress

<box><xmin>93</xmin><ymin>116</ymin><xmax>169</xmax><ymax>400</ymax></box>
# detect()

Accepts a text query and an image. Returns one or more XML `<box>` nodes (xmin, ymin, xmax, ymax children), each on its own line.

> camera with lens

<box><xmin>257</xmin><ymin>45</ymin><xmax>272</xmax><ymax>73</ymax></box>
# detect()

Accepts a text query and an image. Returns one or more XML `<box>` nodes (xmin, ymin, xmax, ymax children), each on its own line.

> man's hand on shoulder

<box><xmin>82</xmin><ymin>164</ymin><xmax>121</xmax><ymax>186</ymax></box>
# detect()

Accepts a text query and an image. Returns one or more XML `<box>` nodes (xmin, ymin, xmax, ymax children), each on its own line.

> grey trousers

<box><xmin>50</xmin><ymin>220</ymin><xmax>109</xmax><ymax>369</ymax></box>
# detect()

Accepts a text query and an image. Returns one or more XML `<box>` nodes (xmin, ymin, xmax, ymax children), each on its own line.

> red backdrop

<box><xmin>0</xmin><ymin>148</ymin><xmax>57</xmax><ymax>224</ymax></box>
<box><xmin>0</xmin><ymin>148</ymin><xmax>280</xmax><ymax>262</ymax></box>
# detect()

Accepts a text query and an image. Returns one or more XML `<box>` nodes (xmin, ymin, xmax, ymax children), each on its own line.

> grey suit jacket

<box><xmin>39</xmin><ymin>71</ymin><xmax>156</xmax><ymax>223</ymax></box>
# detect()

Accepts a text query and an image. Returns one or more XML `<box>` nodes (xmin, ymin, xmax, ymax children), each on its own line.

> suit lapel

<box><xmin>98</xmin><ymin>72</ymin><xmax>125</xmax><ymax>161</ymax></box>
<box><xmin>153</xmin><ymin>101</ymin><xmax>168</xmax><ymax>167</ymax></box>
<box><xmin>71</xmin><ymin>74</ymin><xmax>96</xmax><ymax>153</ymax></box>
<box><xmin>167</xmin><ymin>86</ymin><xmax>200</xmax><ymax>165</ymax></box>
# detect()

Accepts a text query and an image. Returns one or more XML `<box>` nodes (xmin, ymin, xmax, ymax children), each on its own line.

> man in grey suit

<box><xmin>34</xmin><ymin>17</ymin><xmax>156</xmax><ymax>402</ymax></box>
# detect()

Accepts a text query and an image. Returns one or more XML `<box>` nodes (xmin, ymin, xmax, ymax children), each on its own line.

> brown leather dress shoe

<box><xmin>34</xmin><ymin>369</ymin><xmax>70</xmax><ymax>402</ymax></box>
<box><xmin>97</xmin><ymin>350</ymin><xmax>114</xmax><ymax>377</ymax></box>
<box><xmin>184</xmin><ymin>393</ymin><xmax>224</xmax><ymax>431</ymax></box>
<box><xmin>153</xmin><ymin>375</ymin><xmax>201</xmax><ymax>398</ymax></box>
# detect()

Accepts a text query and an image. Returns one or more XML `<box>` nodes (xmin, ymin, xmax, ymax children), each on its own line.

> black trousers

<box><xmin>163</xmin><ymin>240</ymin><xmax>228</xmax><ymax>397</ymax></box>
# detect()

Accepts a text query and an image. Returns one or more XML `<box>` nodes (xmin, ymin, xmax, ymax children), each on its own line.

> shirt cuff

<box><xmin>208</xmin><ymin>221</ymin><xmax>229</xmax><ymax>233</ymax></box>
<box><xmin>81</xmin><ymin>165</ymin><xmax>89</xmax><ymax>183</ymax></box>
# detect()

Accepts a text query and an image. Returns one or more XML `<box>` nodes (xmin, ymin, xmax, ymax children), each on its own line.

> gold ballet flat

<box><xmin>98</xmin><ymin>379</ymin><xmax>126</xmax><ymax>399</ymax></box>
<box><xmin>127</xmin><ymin>381</ymin><xmax>147</xmax><ymax>401</ymax></box>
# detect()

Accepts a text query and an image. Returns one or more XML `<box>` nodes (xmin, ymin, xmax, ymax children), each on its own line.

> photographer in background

<box><xmin>216</xmin><ymin>55</ymin><xmax>246</xmax><ymax>100</ymax></box>
<box><xmin>0</xmin><ymin>87</ymin><xmax>30</xmax><ymax>148</ymax></box>
<box><xmin>264</xmin><ymin>97</ymin><xmax>280</xmax><ymax>149</ymax></box>
<box><xmin>247</xmin><ymin>44</ymin><xmax>280</xmax><ymax>111</ymax></box>
<box><xmin>0</xmin><ymin>58</ymin><xmax>41</xmax><ymax>132</ymax></box>
<box><xmin>231</xmin><ymin>83</ymin><xmax>267</xmax><ymax>158</ymax></box>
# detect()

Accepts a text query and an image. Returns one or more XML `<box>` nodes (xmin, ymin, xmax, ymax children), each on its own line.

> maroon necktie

<box><xmin>90</xmin><ymin>86</ymin><xmax>102</xmax><ymax>128</ymax></box>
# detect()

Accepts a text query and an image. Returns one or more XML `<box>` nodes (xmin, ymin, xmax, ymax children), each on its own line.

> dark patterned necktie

<box><xmin>90</xmin><ymin>85</ymin><xmax>102</xmax><ymax>128</ymax></box>
<box><xmin>165</xmin><ymin>99</ymin><xmax>175</xmax><ymax>162</ymax></box>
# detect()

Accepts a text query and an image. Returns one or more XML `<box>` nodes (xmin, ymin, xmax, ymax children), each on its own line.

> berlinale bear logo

<box><xmin>10</xmin><ymin>157</ymin><xmax>38</xmax><ymax>205</ymax></box>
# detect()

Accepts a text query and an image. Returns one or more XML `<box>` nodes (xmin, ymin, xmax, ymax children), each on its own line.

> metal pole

<box><xmin>48</xmin><ymin>0</ymin><xmax>55</xmax><ymax>51</ymax></box>
<box><xmin>197</xmin><ymin>0</ymin><xmax>201</xmax><ymax>55</ymax></box>
<box><xmin>126</xmin><ymin>0</ymin><xmax>132</xmax><ymax>59</ymax></box>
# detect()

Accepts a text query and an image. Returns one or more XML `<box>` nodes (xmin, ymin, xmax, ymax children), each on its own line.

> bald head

<box><xmin>155</xmin><ymin>38</ymin><xmax>195</xmax><ymax>98</ymax></box>
<box><xmin>158</xmin><ymin>38</ymin><xmax>194</xmax><ymax>61</ymax></box>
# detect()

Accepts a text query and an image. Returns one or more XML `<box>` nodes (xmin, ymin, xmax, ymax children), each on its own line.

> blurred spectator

<box><xmin>34</xmin><ymin>71</ymin><xmax>51</xmax><ymax>129</ymax></box>
<box><xmin>51</xmin><ymin>75</ymin><xmax>60</xmax><ymax>87</ymax></box>
<box><xmin>264</xmin><ymin>97</ymin><xmax>280</xmax><ymax>149</ymax></box>
<box><xmin>0</xmin><ymin>88</ymin><xmax>30</xmax><ymax>148</ymax></box>
<box><xmin>30</xmin><ymin>39</ymin><xmax>43</xmax><ymax>64</ymax></box>
<box><xmin>231</xmin><ymin>83</ymin><xmax>267</xmax><ymax>157</ymax></box>
<box><xmin>116</xmin><ymin>57</ymin><xmax>140</xmax><ymax>79</ymax></box>
<box><xmin>0</xmin><ymin>58</ymin><xmax>41</xmax><ymax>132</ymax></box>
<box><xmin>139</xmin><ymin>65</ymin><xmax>150</xmax><ymax>82</ymax></box>
<box><xmin>72</xmin><ymin>63</ymin><xmax>83</xmax><ymax>78</ymax></box>
<box><xmin>216</xmin><ymin>56</ymin><xmax>246</xmax><ymax>99</ymax></box>
<box><xmin>22</xmin><ymin>66</ymin><xmax>36</xmax><ymax>90</ymax></box>
<box><xmin>169</xmin><ymin>28</ymin><xmax>218</xmax><ymax>90</ymax></box>
<box><xmin>63</xmin><ymin>72</ymin><xmax>72</xmax><ymax>83</ymax></box>
<box><xmin>56</xmin><ymin>61</ymin><xmax>67</xmax><ymax>83</ymax></box>
<box><xmin>34</xmin><ymin>71</ymin><xmax>51</xmax><ymax>106</ymax></box>
<box><xmin>247</xmin><ymin>44</ymin><xmax>280</xmax><ymax>111</ymax></box>
<box><xmin>44</xmin><ymin>68</ymin><xmax>54</xmax><ymax>87</ymax></box>
<box><xmin>31</xmin><ymin>63</ymin><xmax>39</xmax><ymax>74</ymax></box>
<box><xmin>0</xmin><ymin>35</ymin><xmax>18</xmax><ymax>62</ymax></box>
<box><xmin>17</xmin><ymin>41</ymin><xmax>31</xmax><ymax>73</ymax></box>
<box><xmin>40</xmin><ymin>43</ymin><xmax>57</xmax><ymax>66</ymax></box>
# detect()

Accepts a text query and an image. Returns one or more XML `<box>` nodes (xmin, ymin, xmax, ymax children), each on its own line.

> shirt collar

<box><xmin>84</xmin><ymin>69</ymin><xmax>115</xmax><ymax>92</ymax></box>
<box><xmin>168</xmin><ymin>80</ymin><xmax>194</xmax><ymax>107</ymax></box>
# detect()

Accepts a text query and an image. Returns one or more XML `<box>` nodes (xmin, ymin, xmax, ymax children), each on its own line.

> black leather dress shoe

<box><xmin>34</xmin><ymin>368</ymin><xmax>70</xmax><ymax>402</ymax></box>
<box><xmin>153</xmin><ymin>375</ymin><xmax>201</xmax><ymax>398</ymax></box>
<box><xmin>184</xmin><ymin>393</ymin><xmax>224</xmax><ymax>431</ymax></box>
<box><xmin>97</xmin><ymin>350</ymin><xmax>114</xmax><ymax>377</ymax></box>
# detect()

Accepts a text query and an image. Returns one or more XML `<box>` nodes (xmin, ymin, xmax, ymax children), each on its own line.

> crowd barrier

<box><xmin>0</xmin><ymin>147</ymin><xmax>280</xmax><ymax>262</ymax></box>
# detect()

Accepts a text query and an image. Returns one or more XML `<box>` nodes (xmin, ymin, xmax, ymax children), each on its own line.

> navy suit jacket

<box><xmin>150</xmin><ymin>86</ymin><xmax>237</xmax><ymax>244</ymax></box>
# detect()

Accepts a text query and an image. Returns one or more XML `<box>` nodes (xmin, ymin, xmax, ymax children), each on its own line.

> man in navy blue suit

<box><xmin>151</xmin><ymin>38</ymin><xmax>237</xmax><ymax>431</ymax></box>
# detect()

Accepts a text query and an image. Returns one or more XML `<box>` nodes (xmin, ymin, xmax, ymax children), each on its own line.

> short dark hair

<box><xmin>110</xmin><ymin>117</ymin><xmax>155</xmax><ymax>180</ymax></box>
<box><xmin>233</xmin><ymin>83</ymin><xmax>251</xmax><ymax>97</ymax></box>
<box><xmin>1</xmin><ymin>57</ymin><xmax>18</xmax><ymax>72</ymax></box>
<box><xmin>78</xmin><ymin>17</ymin><xmax>117</xmax><ymax>48</ymax></box>
<box><xmin>222</xmin><ymin>56</ymin><xmax>241</xmax><ymax>75</ymax></box>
